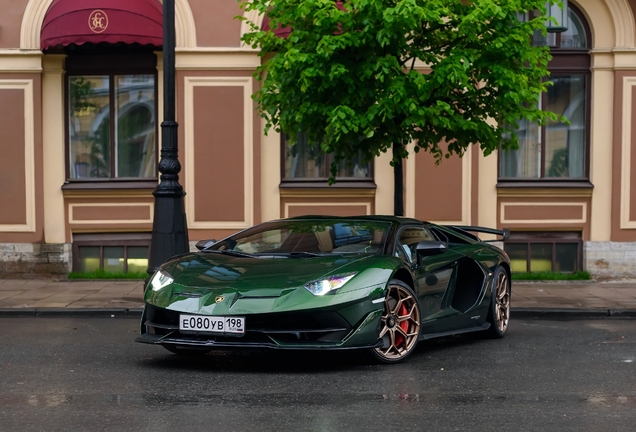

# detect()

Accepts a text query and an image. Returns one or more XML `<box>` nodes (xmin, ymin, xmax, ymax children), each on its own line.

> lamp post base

<box><xmin>147</xmin><ymin>189</ymin><xmax>189</xmax><ymax>275</ymax></box>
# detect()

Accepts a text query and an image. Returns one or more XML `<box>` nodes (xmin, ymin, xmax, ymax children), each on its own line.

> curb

<box><xmin>0</xmin><ymin>308</ymin><xmax>144</xmax><ymax>317</ymax></box>
<box><xmin>512</xmin><ymin>307</ymin><xmax>636</xmax><ymax>318</ymax></box>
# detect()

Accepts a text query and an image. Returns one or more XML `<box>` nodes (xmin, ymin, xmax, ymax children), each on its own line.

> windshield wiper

<box><xmin>202</xmin><ymin>249</ymin><xmax>254</xmax><ymax>258</ymax></box>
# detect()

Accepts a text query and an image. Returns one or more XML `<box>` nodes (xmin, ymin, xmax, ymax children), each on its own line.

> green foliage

<box><xmin>68</xmin><ymin>269</ymin><xmax>147</xmax><ymax>280</ymax></box>
<box><xmin>239</xmin><ymin>0</ymin><xmax>563</xmax><ymax>182</ymax></box>
<box><xmin>511</xmin><ymin>271</ymin><xmax>591</xmax><ymax>281</ymax></box>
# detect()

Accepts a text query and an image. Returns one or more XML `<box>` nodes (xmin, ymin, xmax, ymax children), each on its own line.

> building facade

<box><xmin>0</xmin><ymin>0</ymin><xmax>635</xmax><ymax>279</ymax></box>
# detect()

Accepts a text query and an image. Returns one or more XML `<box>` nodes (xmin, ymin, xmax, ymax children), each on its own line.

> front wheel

<box><xmin>370</xmin><ymin>280</ymin><xmax>421</xmax><ymax>364</ymax></box>
<box><xmin>486</xmin><ymin>266</ymin><xmax>511</xmax><ymax>338</ymax></box>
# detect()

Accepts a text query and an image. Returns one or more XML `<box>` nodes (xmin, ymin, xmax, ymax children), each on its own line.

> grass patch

<box><xmin>511</xmin><ymin>271</ymin><xmax>592</xmax><ymax>281</ymax></box>
<box><xmin>68</xmin><ymin>269</ymin><xmax>147</xmax><ymax>280</ymax></box>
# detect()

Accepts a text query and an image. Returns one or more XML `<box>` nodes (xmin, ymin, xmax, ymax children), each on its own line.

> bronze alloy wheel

<box><xmin>373</xmin><ymin>281</ymin><xmax>421</xmax><ymax>363</ymax></box>
<box><xmin>494</xmin><ymin>270</ymin><xmax>510</xmax><ymax>333</ymax></box>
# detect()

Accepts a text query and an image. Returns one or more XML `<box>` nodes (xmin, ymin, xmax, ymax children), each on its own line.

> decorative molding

<box><xmin>68</xmin><ymin>203</ymin><xmax>154</xmax><ymax>224</ymax></box>
<box><xmin>497</xmin><ymin>189</ymin><xmax>594</xmax><ymax>198</ymax></box>
<box><xmin>0</xmin><ymin>80</ymin><xmax>36</xmax><ymax>233</ymax></box>
<box><xmin>184</xmin><ymin>76</ymin><xmax>254</xmax><ymax>230</ymax></box>
<box><xmin>176</xmin><ymin>51</ymin><xmax>261</xmax><ymax>70</ymax></box>
<box><xmin>284</xmin><ymin>202</ymin><xmax>372</xmax><ymax>218</ymax></box>
<box><xmin>20</xmin><ymin>0</ymin><xmax>197</xmax><ymax>50</ymax></box>
<box><xmin>0</xmin><ymin>51</ymin><xmax>43</xmax><ymax>72</ymax></box>
<box><xmin>602</xmin><ymin>0</ymin><xmax>636</xmax><ymax>48</ymax></box>
<box><xmin>500</xmin><ymin>202</ymin><xmax>587</xmax><ymax>225</ymax></box>
<box><xmin>172</xmin><ymin>0</ymin><xmax>197</xmax><ymax>48</ymax></box>
<box><xmin>620</xmin><ymin>76</ymin><xmax>636</xmax><ymax>228</ymax></box>
<box><xmin>279</xmin><ymin>190</ymin><xmax>375</xmax><ymax>197</ymax></box>
<box><xmin>240</xmin><ymin>4</ymin><xmax>264</xmax><ymax>48</ymax></box>
<box><xmin>62</xmin><ymin>190</ymin><xmax>155</xmax><ymax>198</ymax></box>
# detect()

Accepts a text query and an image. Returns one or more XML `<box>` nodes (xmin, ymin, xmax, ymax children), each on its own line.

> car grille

<box><xmin>143</xmin><ymin>304</ymin><xmax>353</xmax><ymax>345</ymax></box>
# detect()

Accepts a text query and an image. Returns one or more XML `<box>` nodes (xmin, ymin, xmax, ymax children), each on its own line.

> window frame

<box><xmin>279</xmin><ymin>134</ymin><xmax>376</xmax><ymax>188</ymax></box>
<box><xmin>393</xmin><ymin>225</ymin><xmax>436</xmax><ymax>266</ymax></box>
<box><xmin>498</xmin><ymin>4</ymin><xmax>592</xmax><ymax>186</ymax></box>
<box><xmin>64</xmin><ymin>51</ymin><xmax>159</xmax><ymax>188</ymax></box>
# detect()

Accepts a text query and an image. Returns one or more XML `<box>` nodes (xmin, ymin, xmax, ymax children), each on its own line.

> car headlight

<box><xmin>304</xmin><ymin>273</ymin><xmax>357</xmax><ymax>296</ymax></box>
<box><xmin>149</xmin><ymin>269</ymin><xmax>174</xmax><ymax>291</ymax></box>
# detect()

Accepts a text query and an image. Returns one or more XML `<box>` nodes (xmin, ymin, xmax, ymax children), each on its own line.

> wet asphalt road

<box><xmin>0</xmin><ymin>317</ymin><xmax>635</xmax><ymax>432</ymax></box>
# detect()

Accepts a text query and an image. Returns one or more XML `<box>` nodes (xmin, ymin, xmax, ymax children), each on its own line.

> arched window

<box><xmin>499</xmin><ymin>5</ymin><xmax>591</xmax><ymax>182</ymax></box>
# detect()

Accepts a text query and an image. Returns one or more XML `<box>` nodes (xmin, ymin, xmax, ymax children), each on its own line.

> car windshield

<box><xmin>212</xmin><ymin>219</ymin><xmax>392</xmax><ymax>256</ymax></box>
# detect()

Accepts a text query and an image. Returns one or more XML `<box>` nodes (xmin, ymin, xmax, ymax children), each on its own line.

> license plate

<box><xmin>179</xmin><ymin>314</ymin><xmax>245</xmax><ymax>334</ymax></box>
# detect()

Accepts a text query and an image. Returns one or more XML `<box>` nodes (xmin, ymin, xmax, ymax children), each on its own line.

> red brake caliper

<box><xmin>395</xmin><ymin>303</ymin><xmax>409</xmax><ymax>346</ymax></box>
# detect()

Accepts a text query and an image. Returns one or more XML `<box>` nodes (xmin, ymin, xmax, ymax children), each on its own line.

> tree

<box><xmin>239</xmin><ymin>0</ymin><xmax>562</xmax><ymax>215</ymax></box>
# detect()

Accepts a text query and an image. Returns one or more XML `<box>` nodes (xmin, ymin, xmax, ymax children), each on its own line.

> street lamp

<box><xmin>516</xmin><ymin>1</ymin><xmax>569</xmax><ymax>33</ymax></box>
<box><xmin>544</xmin><ymin>0</ymin><xmax>569</xmax><ymax>33</ymax></box>
<box><xmin>147</xmin><ymin>0</ymin><xmax>189</xmax><ymax>275</ymax></box>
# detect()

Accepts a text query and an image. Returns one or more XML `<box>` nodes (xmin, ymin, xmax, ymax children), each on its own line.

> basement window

<box><xmin>73</xmin><ymin>233</ymin><xmax>151</xmax><ymax>274</ymax></box>
<box><xmin>504</xmin><ymin>231</ymin><xmax>582</xmax><ymax>273</ymax></box>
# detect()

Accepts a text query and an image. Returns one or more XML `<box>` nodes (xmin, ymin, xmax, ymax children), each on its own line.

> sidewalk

<box><xmin>0</xmin><ymin>279</ymin><xmax>635</xmax><ymax>317</ymax></box>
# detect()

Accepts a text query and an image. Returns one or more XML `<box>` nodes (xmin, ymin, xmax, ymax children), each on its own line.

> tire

<box><xmin>370</xmin><ymin>279</ymin><xmax>421</xmax><ymax>364</ymax></box>
<box><xmin>485</xmin><ymin>266</ymin><xmax>511</xmax><ymax>338</ymax></box>
<box><xmin>163</xmin><ymin>344</ymin><xmax>211</xmax><ymax>356</ymax></box>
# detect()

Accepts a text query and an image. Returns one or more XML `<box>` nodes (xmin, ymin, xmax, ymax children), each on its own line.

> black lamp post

<box><xmin>147</xmin><ymin>0</ymin><xmax>189</xmax><ymax>275</ymax></box>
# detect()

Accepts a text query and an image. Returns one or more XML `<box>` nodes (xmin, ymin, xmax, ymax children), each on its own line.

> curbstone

<box><xmin>0</xmin><ymin>308</ymin><xmax>37</xmax><ymax>317</ymax></box>
<box><xmin>35</xmin><ymin>308</ymin><xmax>130</xmax><ymax>317</ymax></box>
<box><xmin>512</xmin><ymin>307</ymin><xmax>636</xmax><ymax>319</ymax></box>
<box><xmin>608</xmin><ymin>309</ymin><xmax>636</xmax><ymax>318</ymax></box>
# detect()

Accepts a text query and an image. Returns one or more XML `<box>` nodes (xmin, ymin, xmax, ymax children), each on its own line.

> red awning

<box><xmin>261</xmin><ymin>16</ymin><xmax>292</xmax><ymax>39</ymax></box>
<box><xmin>41</xmin><ymin>0</ymin><xmax>163</xmax><ymax>51</ymax></box>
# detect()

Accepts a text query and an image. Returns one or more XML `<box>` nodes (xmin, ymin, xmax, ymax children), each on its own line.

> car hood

<box><xmin>169</xmin><ymin>252</ymin><xmax>371</xmax><ymax>295</ymax></box>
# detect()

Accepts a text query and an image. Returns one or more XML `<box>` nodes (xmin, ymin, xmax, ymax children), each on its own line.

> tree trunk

<box><xmin>392</xmin><ymin>142</ymin><xmax>404</xmax><ymax>216</ymax></box>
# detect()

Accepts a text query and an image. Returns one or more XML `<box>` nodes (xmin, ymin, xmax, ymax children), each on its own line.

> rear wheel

<box><xmin>486</xmin><ymin>267</ymin><xmax>511</xmax><ymax>338</ymax></box>
<box><xmin>370</xmin><ymin>280</ymin><xmax>421</xmax><ymax>364</ymax></box>
<box><xmin>163</xmin><ymin>344</ymin><xmax>211</xmax><ymax>356</ymax></box>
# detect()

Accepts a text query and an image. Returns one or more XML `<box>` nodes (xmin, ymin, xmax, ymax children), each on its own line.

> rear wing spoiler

<box><xmin>445</xmin><ymin>225</ymin><xmax>510</xmax><ymax>242</ymax></box>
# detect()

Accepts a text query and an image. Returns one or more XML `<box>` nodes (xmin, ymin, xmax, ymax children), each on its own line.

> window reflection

<box><xmin>69</xmin><ymin>76</ymin><xmax>111</xmax><ymax>178</ymax></box>
<box><xmin>561</xmin><ymin>8</ymin><xmax>587</xmax><ymax>49</ymax></box>
<box><xmin>283</xmin><ymin>132</ymin><xmax>371</xmax><ymax>179</ymax></box>
<box><xmin>545</xmin><ymin>75</ymin><xmax>586</xmax><ymax>178</ymax></box>
<box><xmin>115</xmin><ymin>75</ymin><xmax>156</xmax><ymax>178</ymax></box>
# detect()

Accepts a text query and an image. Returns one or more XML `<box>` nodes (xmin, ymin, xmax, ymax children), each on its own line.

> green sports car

<box><xmin>137</xmin><ymin>216</ymin><xmax>511</xmax><ymax>363</ymax></box>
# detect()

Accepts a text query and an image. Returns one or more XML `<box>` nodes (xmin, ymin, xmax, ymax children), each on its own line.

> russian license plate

<box><xmin>179</xmin><ymin>315</ymin><xmax>245</xmax><ymax>334</ymax></box>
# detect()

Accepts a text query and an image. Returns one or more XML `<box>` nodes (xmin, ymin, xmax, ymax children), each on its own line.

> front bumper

<box><xmin>136</xmin><ymin>303</ymin><xmax>383</xmax><ymax>350</ymax></box>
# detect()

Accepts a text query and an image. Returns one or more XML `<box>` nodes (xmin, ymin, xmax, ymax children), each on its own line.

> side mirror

<box><xmin>416</xmin><ymin>241</ymin><xmax>447</xmax><ymax>259</ymax></box>
<box><xmin>195</xmin><ymin>239</ymin><xmax>217</xmax><ymax>251</ymax></box>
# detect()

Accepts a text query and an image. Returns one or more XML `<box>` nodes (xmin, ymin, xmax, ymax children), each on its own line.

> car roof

<box><xmin>284</xmin><ymin>215</ymin><xmax>427</xmax><ymax>226</ymax></box>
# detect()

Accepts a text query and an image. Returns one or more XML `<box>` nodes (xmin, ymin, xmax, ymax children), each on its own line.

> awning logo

<box><xmin>88</xmin><ymin>10</ymin><xmax>108</xmax><ymax>34</ymax></box>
